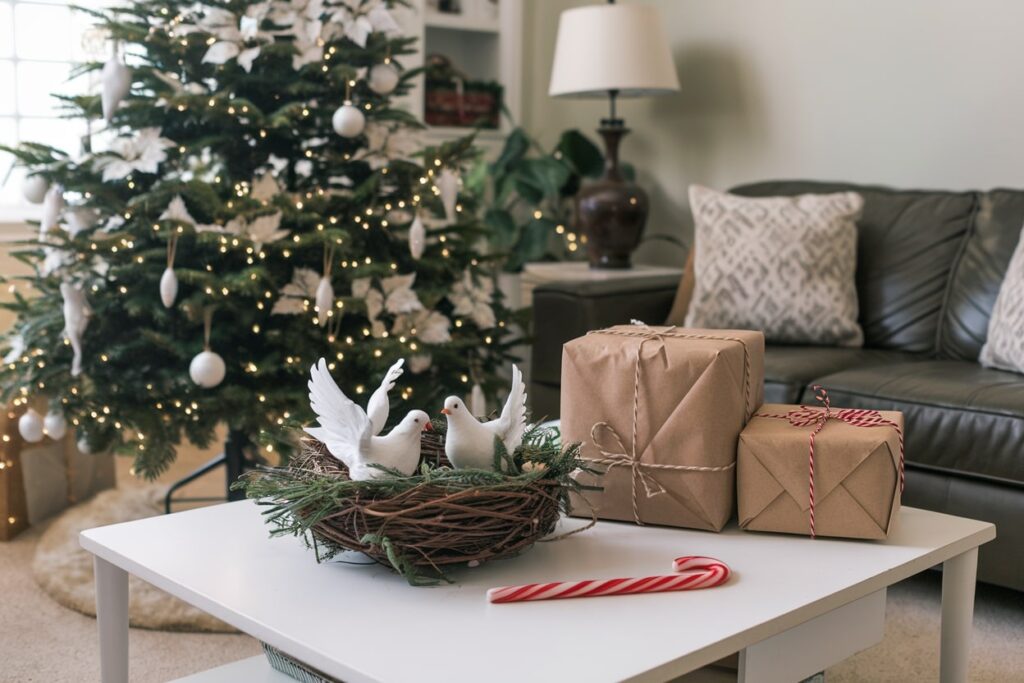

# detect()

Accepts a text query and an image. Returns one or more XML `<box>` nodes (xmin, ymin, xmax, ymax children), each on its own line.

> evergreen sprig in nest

<box><xmin>239</xmin><ymin>421</ymin><xmax>593</xmax><ymax>584</ymax></box>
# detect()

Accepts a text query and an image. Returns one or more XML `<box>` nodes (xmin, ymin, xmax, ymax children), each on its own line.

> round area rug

<box><xmin>32</xmin><ymin>486</ymin><xmax>236</xmax><ymax>633</ymax></box>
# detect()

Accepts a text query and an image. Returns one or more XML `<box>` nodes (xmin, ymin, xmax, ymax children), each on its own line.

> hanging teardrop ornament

<box><xmin>315</xmin><ymin>277</ymin><xmax>334</xmax><ymax>327</ymax></box>
<box><xmin>40</xmin><ymin>185</ymin><xmax>64</xmax><ymax>237</ymax></box>
<box><xmin>409</xmin><ymin>212</ymin><xmax>426</xmax><ymax>260</ymax></box>
<box><xmin>437</xmin><ymin>168</ymin><xmax>459</xmax><ymax>225</ymax></box>
<box><xmin>160</xmin><ymin>234</ymin><xmax>179</xmax><ymax>308</ymax></box>
<box><xmin>469</xmin><ymin>382</ymin><xmax>486</xmax><ymax>417</ymax></box>
<box><xmin>101</xmin><ymin>46</ymin><xmax>132</xmax><ymax>122</ymax></box>
<box><xmin>315</xmin><ymin>244</ymin><xmax>335</xmax><ymax>328</ymax></box>
<box><xmin>160</xmin><ymin>267</ymin><xmax>178</xmax><ymax>308</ymax></box>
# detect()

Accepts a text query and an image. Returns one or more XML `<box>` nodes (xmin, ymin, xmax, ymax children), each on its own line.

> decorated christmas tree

<box><xmin>0</xmin><ymin>0</ymin><xmax>517</xmax><ymax>480</ymax></box>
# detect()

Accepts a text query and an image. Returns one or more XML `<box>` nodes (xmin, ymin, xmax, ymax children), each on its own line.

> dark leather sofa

<box><xmin>531</xmin><ymin>180</ymin><xmax>1024</xmax><ymax>591</ymax></box>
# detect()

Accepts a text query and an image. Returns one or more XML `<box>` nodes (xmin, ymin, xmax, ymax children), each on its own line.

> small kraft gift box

<box><xmin>738</xmin><ymin>386</ymin><xmax>904</xmax><ymax>540</ymax></box>
<box><xmin>562</xmin><ymin>323</ymin><xmax>765</xmax><ymax>531</ymax></box>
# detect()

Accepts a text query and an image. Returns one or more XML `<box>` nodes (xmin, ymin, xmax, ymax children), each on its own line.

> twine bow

<box><xmin>584</xmin><ymin>323</ymin><xmax>740</xmax><ymax>525</ymax></box>
<box><xmin>757</xmin><ymin>385</ymin><xmax>905</xmax><ymax>538</ymax></box>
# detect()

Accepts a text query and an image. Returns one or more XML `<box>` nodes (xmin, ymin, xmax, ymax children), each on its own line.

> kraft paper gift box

<box><xmin>737</xmin><ymin>398</ymin><xmax>904</xmax><ymax>540</ymax></box>
<box><xmin>561</xmin><ymin>325</ymin><xmax>765</xmax><ymax>531</ymax></box>
<box><xmin>0</xmin><ymin>405</ymin><xmax>114</xmax><ymax>541</ymax></box>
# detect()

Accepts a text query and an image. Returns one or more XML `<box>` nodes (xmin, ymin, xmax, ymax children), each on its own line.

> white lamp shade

<box><xmin>549</xmin><ymin>3</ymin><xmax>680</xmax><ymax>99</ymax></box>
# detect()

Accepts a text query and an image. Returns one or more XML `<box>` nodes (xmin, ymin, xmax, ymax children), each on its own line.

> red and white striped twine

<box><xmin>487</xmin><ymin>556</ymin><xmax>731</xmax><ymax>604</ymax></box>
<box><xmin>756</xmin><ymin>385</ymin><xmax>905</xmax><ymax>538</ymax></box>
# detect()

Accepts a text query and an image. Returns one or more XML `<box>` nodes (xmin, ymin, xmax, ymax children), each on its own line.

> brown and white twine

<box><xmin>582</xmin><ymin>325</ymin><xmax>756</xmax><ymax>524</ymax></box>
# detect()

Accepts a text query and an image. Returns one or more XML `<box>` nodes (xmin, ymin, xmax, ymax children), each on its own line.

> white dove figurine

<box><xmin>304</xmin><ymin>359</ymin><xmax>430</xmax><ymax>481</ymax></box>
<box><xmin>442</xmin><ymin>364</ymin><xmax>527</xmax><ymax>470</ymax></box>
<box><xmin>366</xmin><ymin>358</ymin><xmax>404</xmax><ymax>435</ymax></box>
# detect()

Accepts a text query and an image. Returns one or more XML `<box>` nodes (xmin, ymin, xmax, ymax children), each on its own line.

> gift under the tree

<box><xmin>1</xmin><ymin>405</ymin><xmax>114</xmax><ymax>541</ymax></box>
<box><xmin>737</xmin><ymin>388</ymin><xmax>904</xmax><ymax>540</ymax></box>
<box><xmin>562</xmin><ymin>324</ymin><xmax>765</xmax><ymax>531</ymax></box>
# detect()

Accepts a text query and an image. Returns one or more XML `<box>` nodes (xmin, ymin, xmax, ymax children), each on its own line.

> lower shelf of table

<box><xmin>170</xmin><ymin>655</ymin><xmax>292</xmax><ymax>683</ymax></box>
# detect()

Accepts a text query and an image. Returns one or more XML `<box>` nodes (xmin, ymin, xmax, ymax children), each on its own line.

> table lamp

<box><xmin>549</xmin><ymin>1</ymin><xmax>680</xmax><ymax>268</ymax></box>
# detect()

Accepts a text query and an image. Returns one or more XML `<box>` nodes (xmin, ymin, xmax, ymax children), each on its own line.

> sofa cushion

<box><xmin>979</xmin><ymin>224</ymin><xmax>1024</xmax><ymax>373</ymax></box>
<box><xmin>938</xmin><ymin>190</ymin><xmax>1024</xmax><ymax>360</ymax></box>
<box><xmin>731</xmin><ymin>181</ymin><xmax>976</xmax><ymax>353</ymax></box>
<box><xmin>801</xmin><ymin>360</ymin><xmax>1024</xmax><ymax>486</ymax></box>
<box><xmin>684</xmin><ymin>185</ymin><xmax>865</xmax><ymax>346</ymax></box>
<box><xmin>763</xmin><ymin>345</ymin><xmax>920</xmax><ymax>404</ymax></box>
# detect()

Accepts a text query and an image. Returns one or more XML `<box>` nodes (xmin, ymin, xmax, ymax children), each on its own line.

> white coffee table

<box><xmin>80</xmin><ymin>501</ymin><xmax>993</xmax><ymax>683</ymax></box>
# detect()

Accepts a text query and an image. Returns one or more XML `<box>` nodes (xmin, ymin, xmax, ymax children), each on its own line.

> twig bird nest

<box><xmin>240</xmin><ymin>421</ymin><xmax>592</xmax><ymax>584</ymax></box>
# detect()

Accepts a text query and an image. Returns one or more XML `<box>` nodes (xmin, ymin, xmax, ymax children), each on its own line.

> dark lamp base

<box><xmin>576</xmin><ymin>125</ymin><xmax>649</xmax><ymax>270</ymax></box>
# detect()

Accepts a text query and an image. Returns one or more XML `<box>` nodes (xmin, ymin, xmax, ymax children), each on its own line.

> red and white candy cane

<box><xmin>486</xmin><ymin>556</ymin><xmax>730</xmax><ymax>604</ymax></box>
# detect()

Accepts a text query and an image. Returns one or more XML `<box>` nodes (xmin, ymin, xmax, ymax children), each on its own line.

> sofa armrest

<box><xmin>530</xmin><ymin>274</ymin><xmax>680</xmax><ymax>417</ymax></box>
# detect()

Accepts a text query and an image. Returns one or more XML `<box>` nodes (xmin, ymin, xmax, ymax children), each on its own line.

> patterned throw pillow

<box><xmin>684</xmin><ymin>185</ymin><xmax>865</xmax><ymax>347</ymax></box>
<box><xmin>979</xmin><ymin>225</ymin><xmax>1024</xmax><ymax>373</ymax></box>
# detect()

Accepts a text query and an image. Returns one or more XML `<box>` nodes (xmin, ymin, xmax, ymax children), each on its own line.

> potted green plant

<box><xmin>466</xmin><ymin>126</ymin><xmax>608</xmax><ymax>280</ymax></box>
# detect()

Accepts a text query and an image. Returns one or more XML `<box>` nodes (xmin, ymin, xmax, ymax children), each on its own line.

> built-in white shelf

<box><xmin>394</xmin><ymin>0</ymin><xmax>522</xmax><ymax>154</ymax></box>
<box><xmin>424</xmin><ymin>10</ymin><xmax>500</xmax><ymax>33</ymax></box>
<box><xmin>169</xmin><ymin>655</ymin><xmax>291</xmax><ymax>682</ymax></box>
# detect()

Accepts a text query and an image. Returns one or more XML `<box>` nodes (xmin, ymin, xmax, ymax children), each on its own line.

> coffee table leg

<box><xmin>94</xmin><ymin>555</ymin><xmax>129</xmax><ymax>683</ymax></box>
<box><xmin>940</xmin><ymin>547</ymin><xmax>978</xmax><ymax>683</ymax></box>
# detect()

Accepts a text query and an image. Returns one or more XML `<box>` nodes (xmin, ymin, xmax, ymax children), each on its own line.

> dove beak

<box><xmin>423</xmin><ymin>421</ymin><xmax>434</xmax><ymax>432</ymax></box>
<box><xmin>440</xmin><ymin>408</ymin><xmax>451</xmax><ymax>416</ymax></box>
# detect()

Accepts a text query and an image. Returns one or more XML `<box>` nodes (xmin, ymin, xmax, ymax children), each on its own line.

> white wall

<box><xmin>523</xmin><ymin>0</ymin><xmax>1024</xmax><ymax>265</ymax></box>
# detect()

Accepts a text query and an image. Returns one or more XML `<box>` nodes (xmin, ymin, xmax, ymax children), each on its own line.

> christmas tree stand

<box><xmin>164</xmin><ymin>429</ymin><xmax>253</xmax><ymax>514</ymax></box>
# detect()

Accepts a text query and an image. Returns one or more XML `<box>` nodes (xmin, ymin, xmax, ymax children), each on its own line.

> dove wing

<box><xmin>494</xmin><ymin>364</ymin><xmax>527</xmax><ymax>453</ymax></box>
<box><xmin>365</xmin><ymin>358</ymin><xmax>404</xmax><ymax>435</ymax></box>
<box><xmin>304</xmin><ymin>359</ymin><xmax>372</xmax><ymax>466</ymax></box>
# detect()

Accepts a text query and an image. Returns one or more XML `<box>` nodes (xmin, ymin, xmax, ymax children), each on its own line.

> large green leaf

<box><xmin>484</xmin><ymin>208</ymin><xmax>518</xmax><ymax>249</ymax></box>
<box><xmin>516</xmin><ymin>158</ymin><xmax>571</xmax><ymax>201</ymax></box>
<box><xmin>491</xmin><ymin>128</ymin><xmax>530</xmax><ymax>178</ymax></box>
<box><xmin>463</xmin><ymin>156</ymin><xmax>490</xmax><ymax>196</ymax></box>
<box><xmin>508</xmin><ymin>217</ymin><xmax>556</xmax><ymax>271</ymax></box>
<box><xmin>556</xmin><ymin>130</ymin><xmax>603</xmax><ymax>178</ymax></box>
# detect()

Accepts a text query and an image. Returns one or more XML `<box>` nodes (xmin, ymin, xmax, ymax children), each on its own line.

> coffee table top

<box><xmin>80</xmin><ymin>502</ymin><xmax>993</xmax><ymax>683</ymax></box>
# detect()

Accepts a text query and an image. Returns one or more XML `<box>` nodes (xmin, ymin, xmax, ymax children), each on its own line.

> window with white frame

<box><xmin>0</xmin><ymin>0</ymin><xmax>103</xmax><ymax>218</ymax></box>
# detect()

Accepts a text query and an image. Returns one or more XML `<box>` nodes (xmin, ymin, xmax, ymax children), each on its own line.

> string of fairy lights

<box><xmin>1</xmin><ymin>2</ymin><xmax>577</xmax><ymax>474</ymax></box>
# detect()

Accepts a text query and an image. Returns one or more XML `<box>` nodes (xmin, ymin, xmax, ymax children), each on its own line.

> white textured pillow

<box><xmin>979</xmin><ymin>225</ymin><xmax>1024</xmax><ymax>373</ymax></box>
<box><xmin>684</xmin><ymin>185</ymin><xmax>865</xmax><ymax>347</ymax></box>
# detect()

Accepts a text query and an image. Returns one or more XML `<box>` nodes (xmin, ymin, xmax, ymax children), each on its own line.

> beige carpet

<box><xmin>0</xmin><ymin>441</ymin><xmax>1021</xmax><ymax>681</ymax></box>
<box><xmin>33</xmin><ymin>486</ymin><xmax>234</xmax><ymax>633</ymax></box>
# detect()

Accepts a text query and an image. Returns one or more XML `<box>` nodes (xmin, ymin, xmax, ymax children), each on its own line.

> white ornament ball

<box><xmin>189</xmin><ymin>350</ymin><xmax>226</xmax><ymax>388</ymax></box>
<box><xmin>43</xmin><ymin>410</ymin><xmax>68</xmax><ymax>440</ymax></box>
<box><xmin>160</xmin><ymin>267</ymin><xmax>178</xmax><ymax>308</ymax></box>
<box><xmin>332</xmin><ymin>101</ymin><xmax>366</xmax><ymax>138</ymax></box>
<box><xmin>22</xmin><ymin>175</ymin><xmax>49</xmax><ymax>204</ymax></box>
<box><xmin>77</xmin><ymin>435</ymin><xmax>92</xmax><ymax>454</ymax></box>
<box><xmin>18</xmin><ymin>409</ymin><xmax>44</xmax><ymax>443</ymax></box>
<box><xmin>368</xmin><ymin>62</ymin><xmax>400</xmax><ymax>95</ymax></box>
